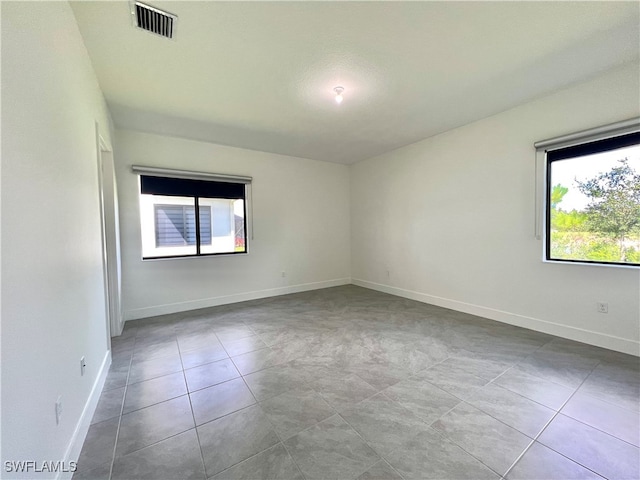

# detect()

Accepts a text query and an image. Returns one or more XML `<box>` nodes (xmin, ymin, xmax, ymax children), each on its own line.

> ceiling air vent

<box><xmin>131</xmin><ymin>2</ymin><xmax>177</xmax><ymax>40</ymax></box>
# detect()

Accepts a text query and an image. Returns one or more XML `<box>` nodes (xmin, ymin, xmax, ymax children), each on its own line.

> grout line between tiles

<box><xmin>176</xmin><ymin>339</ymin><xmax>209</xmax><ymax>480</ymax></box>
<box><xmin>334</xmin><ymin>411</ymin><xmax>408</xmax><ymax>480</ymax></box>
<box><xmin>501</xmin><ymin>359</ymin><xmax>605</xmax><ymax>479</ymax></box>
<box><xmin>107</xmin><ymin>345</ymin><xmax>135</xmax><ymax>480</ymax></box>
<box><xmin>241</xmin><ymin>355</ymin><xmax>311</xmax><ymax>480</ymax></box>
<box><xmin>559</xmin><ymin>413</ymin><xmax>640</xmax><ymax>449</ymax></box>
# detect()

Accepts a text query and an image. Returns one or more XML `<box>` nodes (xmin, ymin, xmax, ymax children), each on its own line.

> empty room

<box><xmin>2</xmin><ymin>1</ymin><xmax>640</xmax><ymax>479</ymax></box>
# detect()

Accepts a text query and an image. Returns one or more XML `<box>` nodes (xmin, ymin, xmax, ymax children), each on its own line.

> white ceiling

<box><xmin>71</xmin><ymin>1</ymin><xmax>639</xmax><ymax>164</ymax></box>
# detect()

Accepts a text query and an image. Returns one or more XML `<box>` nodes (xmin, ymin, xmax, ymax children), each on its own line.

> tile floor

<box><xmin>73</xmin><ymin>286</ymin><xmax>640</xmax><ymax>480</ymax></box>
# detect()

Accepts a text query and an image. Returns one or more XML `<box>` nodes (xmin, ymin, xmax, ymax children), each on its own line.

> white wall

<box><xmin>351</xmin><ymin>63</ymin><xmax>640</xmax><ymax>355</ymax></box>
<box><xmin>1</xmin><ymin>2</ymin><xmax>114</xmax><ymax>477</ymax></box>
<box><xmin>114</xmin><ymin>130</ymin><xmax>351</xmax><ymax>320</ymax></box>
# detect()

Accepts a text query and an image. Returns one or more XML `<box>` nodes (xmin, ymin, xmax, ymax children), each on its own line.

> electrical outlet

<box><xmin>281</xmin><ymin>271</ymin><xmax>286</xmax><ymax>278</ymax></box>
<box><xmin>597</xmin><ymin>302</ymin><xmax>609</xmax><ymax>314</ymax></box>
<box><xmin>386</xmin><ymin>270</ymin><xmax>390</xmax><ymax>279</ymax></box>
<box><xmin>55</xmin><ymin>396</ymin><xmax>63</xmax><ymax>425</ymax></box>
<box><xmin>80</xmin><ymin>356</ymin><xmax>86</xmax><ymax>376</ymax></box>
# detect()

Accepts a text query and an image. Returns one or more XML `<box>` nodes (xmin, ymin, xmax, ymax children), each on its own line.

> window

<box><xmin>135</xmin><ymin>169</ymin><xmax>250</xmax><ymax>259</ymax></box>
<box><xmin>544</xmin><ymin>131</ymin><xmax>640</xmax><ymax>267</ymax></box>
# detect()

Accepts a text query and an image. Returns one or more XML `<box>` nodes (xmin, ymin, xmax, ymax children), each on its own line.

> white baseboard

<box><xmin>352</xmin><ymin>278</ymin><xmax>640</xmax><ymax>357</ymax></box>
<box><xmin>124</xmin><ymin>278</ymin><xmax>352</xmax><ymax>321</ymax></box>
<box><xmin>57</xmin><ymin>350</ymin><xmax>111</xmax><ymax>480</ymax></box>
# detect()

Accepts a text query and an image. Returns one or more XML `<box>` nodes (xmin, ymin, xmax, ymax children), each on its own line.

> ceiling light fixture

<box><xmin>333</xmin><ymin>86</ymin><xmax>344</xmax><ymax>104</ymax></box>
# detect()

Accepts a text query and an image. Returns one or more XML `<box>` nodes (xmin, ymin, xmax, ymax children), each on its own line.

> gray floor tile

<box><xmin>260</xmin><ymin>387</ymin><xmax>335</xmax><ymax>440</ymax></box>
<box><xmin>284</xmin><ymin>415</ymin><xmax>380</xmax><ymax>480</ymax></box>
<box><xmin>405</xmin><ymin>337</ymin><xmax>452</xmax><ymax>368</ymax></box>
<box><xmin>210</xmin><ymin>443</ymin><xmax>304</xmax><ymax>480</ymax></box>
<box><xmin>364</xmin><ymin>336</ymin><xmax>445</xmax><ymax>374</ymax></box>
<box><xmin>538</xmin><ymin>338</ymin><xmax>626</xmax><ymax>367</ymax></box>
<box><xmin>340</xmin><ymin>393</ymin><xmax>430</xmax><ymax>457</ymax></box>
<box><xmin>76</xmin><ymin>417</ymin><xmax>119</xmax><ymax>472</ymax></box>
<box><xmin>385</xmin><ymin>427</ymin><xmax>500</xmax><ymax>480</ymax></box>
<box><xmin>384</xmin><ymin>377</ymin><xmax>461</xmax><ymax>425</ymax></box>
<box><xmin>578</xmin><ymin>363</ymin><xmax>640</xmax><ymax>413</ymax></box>
<box><xmin>232</xmin><ymin>347</ymin><xmax>286</xmax><ymax>375</ymax></box>
<box><xmin>562</xmin><ymin>389</ymin><xmax>640</xmax><ymax>446</ymax></box>
<box><xmin>116</xmin><ymin>395</ymin><xmax>195</xmax><ymax>456</ymax></box>
<box><xmin>414</xmin><ymin>362</ymin><xmax>489</xmax><ymax>400</ymax></box>
<box><xmin>135</xmin><ymin>327</ymin><xmax>176</xmax><ymax>346</ymax></box>
<box><xmin>493</xmin><ymin>367</ymin><xmax>574</xmax><ymax>410</ymax></box>
<box><xmin>190</xmin><ymin>377</ymin><xmax>256</xmax><ymax>426</ymax></box>
<box><xmin>91</xmin><ymin>386</ymin><xmax>125</xmax><ymax>424</ymax></box>
<box><xmin>72</xmin><ymin>461</ymin><xmax>111</xmax><ymax>480</ymax></box>
<box><xmin>180</xmin><ymin>343</ymin><xmax>229</xmax><ymax>369</ymax></box>
<box><xmin>538</xmin><ymin>414</ymin><xmax>640</xmax><ymax>480</ymax></box>
<box><xmin>310</xmin><ymin>372</ymin><xmax>378</xmax><ymax>411</ymax></box>
<box><xmin>258</xmin><ymin>328</ymin><xmax>310</xmax><ymax>347</ymax></box>
<box><xmin>111</xmin><ymin>347</ymin><xmax>134</xmax><ymax>367</ymax></box>
<box><xmin>432</xmin><ymin>402</ymin><xmax>531</xmax><ymax>476</ymax></box>
<box><xmin>111</xmin><ymin>429</ymin><xmax>205</xmax><ymax>480</ymax></box>
<box><xmin>198</xmin><ymin>404</ymin><xmax>280</xmax><ymax>477</ymax></box>
<box><xmin>506</xmin><ymin>442</ymin><xmax>602</xmax><ymax>480</ymax></box>
<box><xmin>467</xmin><ymin>383</ymin><xmax>555</xmax><ymax>437</ymax></box>
<box><xmin>216</xmin><ymin>326</ymin><xmax>255</xmax><ymax>343</ymax></box>
<box><xmin>221</xmin><ymin>335</ymin><xmax>268</xmax><ymax>357</ymax></box>
<box><xmin>184</xmin><ymin>358</ymin><xmax>240</xmax><ymax>392</ymax></box>
<box><xmin>177</xmin><ymin>331</ymin><xmax>222</xmax><ymax>353</ymax></box>
<box><xmin>119</xmin><ymin>325</ymin><xmax>138</xmax><ymax>340</ymax></box>
<box><xmin>443</xmin><ymin>355</ymin><xmax>511</xmax><ymax>381</ymax></box>
<box><xmin>593</xmin><ymin>358</ymin><xmax>640</xmax><ymax>381</ymax></box>
<box><xmin>356</xmin><ymin>461</ymin><xmax>403</xmax><ymax>480</ymax></box>
<box><xmin>243</xmin><ymin>364</ymin><xmax>309</xmax><ymax>402</ymax></box>
<box><xmin>112</xmin><ymin>336</ymin><xmax>135</xmax><ymax>354</ymax></box>
<box><xmin>133</xmin><ymin>339</ymin><xmax>180</xmax><ymax>362</ymax></box>
<box><xmin>128</xmin><ymin>354</ymin><xmax>184</xmax><ymax>384</ymax></box>
<box><xmin>345</xmin><ymin>355</ymin><xmax>408</xmax><ymax>391</ymax></box>
<box><xmin>270</xmin><ymin>340</ymin><xmax>316</xmax><ymax>366</ymax></box>
<box><xmin>103</xmin><ymin>359</ymin><xmax>130</xmax><ymax>391</ymax></box>
<box><xmin>451</xmin><ymin>347</ymin><xmax>525</xmax><ymax>368</ymax></box>
<box><xmin>123</xmin><ymin>371</ymin><xmax>187</xmax><ymax>414</ymax></box>
<box><xmin>516</xmin><ymin>351</ymin><xmax>595</xmax><ymax>389</ymax></box>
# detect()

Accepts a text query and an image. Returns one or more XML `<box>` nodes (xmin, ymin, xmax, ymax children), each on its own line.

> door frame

<box><xmin>96</xmin><ymin>124</ymin><xmax>123</xmax><ymax>340</ymax></box>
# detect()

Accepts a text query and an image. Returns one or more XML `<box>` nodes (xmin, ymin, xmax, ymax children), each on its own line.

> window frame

<box><xmin>536</xmin><ymin>123</ymin><xmax>640</xmax><ymax>268</ymax></box>
<box><xmin>133</xmin><ymin>166</ymin><xmax>251</xmax><ymax>260</ymax></box>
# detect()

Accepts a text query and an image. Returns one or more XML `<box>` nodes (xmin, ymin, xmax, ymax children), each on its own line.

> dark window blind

<box><xmin>547</xmin><ymin>131</ymin><xmax>640</xmax><ymax>162</ymax></box>
<box><xmin>141</xmin><ymin>175</ymin><xmax>245</xmax><ymax>199</ymax></box>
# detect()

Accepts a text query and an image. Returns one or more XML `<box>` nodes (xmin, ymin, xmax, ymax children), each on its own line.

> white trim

<box><xmin>98</xmin><ymin>133</ymin><xmax>111</xmax><ymax>153</ymax></box>
<box><xmin>96</xmin><ymin>125</ymin><xmax>112</xmax><ymax>340</ymax></box>
<box><xmin>97</xmin><ymin>126</ymin><xmax>124</xmax><ymax>337</ymax></box>
<box><xmin>124</xmin><ymin>278</ymin><xmax>351</xmax><ymax>320</ymax></box>
<box><xmin>352</xmin><ymin>278</ymin><xmax>640</xmax><ymax>357</ymax></box>
<box><xmin>57</xmin><ymin>351</ymin><xmax>111</xmax><ymax>480</ymax></box>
